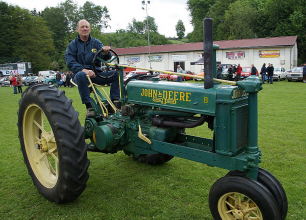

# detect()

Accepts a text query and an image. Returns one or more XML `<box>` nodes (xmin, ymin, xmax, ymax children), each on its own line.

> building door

<box><xmin>174</xmin><ymin>62</ymin><xmax>185</xmax><ymax>72</ymax></box>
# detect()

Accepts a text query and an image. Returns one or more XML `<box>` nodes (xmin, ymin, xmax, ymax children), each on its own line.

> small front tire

<box><xmin>209</xmin><ymin>175</ymin><xmax>280</xmax><ymax>220</ymax></box>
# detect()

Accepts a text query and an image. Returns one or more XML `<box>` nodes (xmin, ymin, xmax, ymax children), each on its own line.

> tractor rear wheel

<box><xmin>209</xmin><ymin>175</ymin><xmax>280</xmax><ymax>220</ymax></box>
<box><xmin>18</xmin><ymin>84</ymin><xmax>89</xmax><ymax>203</ymax></box>
<box><xmin>133</xmin><ymin>153</ymin><xmax>173</xmax><ymax>165</ymax></box>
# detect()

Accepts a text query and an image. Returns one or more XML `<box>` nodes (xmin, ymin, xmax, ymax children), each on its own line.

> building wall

<box><xmin>119</xmin><ymin>45</ymin><xmax>297</xmax><ymax>74</ymax></box>
<box><xmin>216</xmin><ymin>47</ymin><xmax>295</xmax><ymax>70</ymax></box>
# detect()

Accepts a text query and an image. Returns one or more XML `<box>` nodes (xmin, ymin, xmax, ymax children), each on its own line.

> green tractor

<box><xmin>18</xmin><ymin>19</ymin><xmax>287</xmax><ymax>220</ymax></box>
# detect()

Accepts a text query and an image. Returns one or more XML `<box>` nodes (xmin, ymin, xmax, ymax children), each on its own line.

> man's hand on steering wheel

<box><xmin>102</xmin><ymin>46</ymin><xmax>111</xmax><ymax>54</ymax></box>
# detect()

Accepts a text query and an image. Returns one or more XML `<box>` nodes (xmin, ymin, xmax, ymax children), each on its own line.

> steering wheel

<box><xmin>92</xmin><ymin>48</ymin><xmax>120</xmax><ymax>79</ymax></box>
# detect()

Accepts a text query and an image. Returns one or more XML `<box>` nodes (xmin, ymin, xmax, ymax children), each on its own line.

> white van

<box><xmin>38</xmin><ymin>70</ymin><xmax>56</xmax><ymax>77</ymax></box>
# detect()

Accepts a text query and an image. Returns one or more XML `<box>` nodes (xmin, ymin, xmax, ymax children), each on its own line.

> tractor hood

<box><xmin>126</xmin><ymin>80</ymin><xmax>247</xmax><ymax>116</ymax></box>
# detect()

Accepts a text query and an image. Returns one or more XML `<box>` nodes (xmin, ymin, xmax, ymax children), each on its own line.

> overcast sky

<box><xmin>3</xmin><ymin>0</ymin><xmax>193</xmax><ymax>37</ymax></box>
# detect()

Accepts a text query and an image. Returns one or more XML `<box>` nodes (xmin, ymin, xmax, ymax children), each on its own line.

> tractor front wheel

<box><xmin>209</xmin><ymin>175</ymin><xmax>281</xmax><ymax>220</ymax></box>
<box><xmin>227</xmin><ymin>168</ymin><xmax>288</xmax><ymax>219</ymax></box>
<box><xmin>18</xmin><ymin>84</ymin><xmax>89</xmax><ymax>203</ymax></box>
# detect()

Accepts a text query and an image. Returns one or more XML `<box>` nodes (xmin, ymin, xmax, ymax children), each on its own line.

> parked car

<box><xmin>241</xmin><ymin>67</ymin><xmax>252</xmax><ymax>78</ymax></box>
<box><xmin>273</xmin><ymin>67</ymin><xmax>286</xmax><ymax>81</ymax></box>
<box><xmin>169</xmin><ymin>71</ymin><xmax>195</xmax><ymax>81</ymax></box>
<box><xmin>184</xmin><ymin>71</ymin><xmax>195</xmax><ymax>81</ymax></box>
<box><xmin>221</xmin><ymin>68</ymin><xmax>229</xmax><ymax>79</ymax></box>
<box><xmin>287</xmin><ymin>67</ymin><xmax>303</xmax><ymax>82</ymax></box>
<box><xmin>44</xmin><ymin>75</ymin><xmax>56</xmax><ymax>85</ymax></box>
<box><xmin>195</xmin><ymin>72</ymin><xmax>205</xmax><ymax>81</ymax></box>
<box><xmin>23</xmin><ymin>76</ymin><xmax>38</xmax><ymax>86</ymax></box>
<box><xmin>38</xmin><ymin>70</ymin><xmax>56</xmax><ymax>77</ymax></box>
<box><xmin>159</xmin><ymin>73</ymin><xmax>170</xmax><ymax>80</ymax></box>
<box><xmin>0</xmin><ymin>76</ymin><xmax>10</xmax><ymax>86</ymax></box>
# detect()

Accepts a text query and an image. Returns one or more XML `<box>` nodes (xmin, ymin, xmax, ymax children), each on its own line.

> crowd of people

<box><xmin>260</xmin><ymin>63</ymin><xmax>275</xmax><ymax>84</ymax></box>
<box><xmin>54</xmin><ymin>71</ymin><xmax>74</xmax><ymax>87</ymax></box>
<box><xmin>8</xmin><ymin>74</ymin><xmax>23</xmax><ymax>94</ymax></box>
<box><xmin>216</xmin><ymin>63</ymin><xmax>277</xmax><ymax>83</ymax></box>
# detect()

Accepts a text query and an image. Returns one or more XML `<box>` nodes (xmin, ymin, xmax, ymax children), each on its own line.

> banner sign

<box><xmin>172</xmin><ymin>55</ymin><xmax>187</xmax><ymax>61</ymax></box>
<box><xmin>126</xmin><ymin>56</ymin><xmax>140</xmax><ymax>64</ymax></box>
<box><xmin>226</xmin><ymin>51</ymin><xmax>245</xmax><ymax>60</ymax></box>
<box><xmin>149</xmin><ymin>55</ymin><xmax>163</xmax><ymax>62</ymax></box>
<box><xmin>259</xmin><ymin>50</ymin><xmax>280</xmax><ymax>58</ymax></box>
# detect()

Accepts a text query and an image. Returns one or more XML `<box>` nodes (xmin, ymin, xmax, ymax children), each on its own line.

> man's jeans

<box><xmin>268</xmin><ymin>75</ymin><xmax>273</xmax><ymax>84</ymax></box>
<box><xmin>73</xmin><ymin>70</ymin><xmax>120</xmax><ymax>104</ymax></box>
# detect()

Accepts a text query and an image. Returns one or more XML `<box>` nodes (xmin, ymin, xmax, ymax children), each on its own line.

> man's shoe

<box><xmin>113</xmin><ymin>100</ymin><xmax>121</xmax><ymax>109</ymax></box>
<box><xmin>86</xmin><ymin>108</ymin><xmax>96</xmax><ymax>117</ymax></box>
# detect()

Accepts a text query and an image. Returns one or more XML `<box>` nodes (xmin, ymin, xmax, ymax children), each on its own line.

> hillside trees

<box><xmin>0</xmin><ymin>2</ymin><xmax>55</xmax><ymax>73</ymax></box>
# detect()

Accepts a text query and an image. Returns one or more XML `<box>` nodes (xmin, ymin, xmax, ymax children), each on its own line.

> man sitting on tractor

<box><xmin>65</xmin><ymin>19</ymin><xmax>120</xmax><ymax>117</ymax></box>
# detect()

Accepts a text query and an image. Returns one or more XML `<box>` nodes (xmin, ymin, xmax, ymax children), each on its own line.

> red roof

<box><xmin>115</xmin><ymin>36</ymin><xmax>297</xmax><ymax>55</ymax></box>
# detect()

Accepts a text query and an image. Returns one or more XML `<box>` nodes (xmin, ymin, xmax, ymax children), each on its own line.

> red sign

<box><xmin>226</xmin><ymin>51</ymin><xmax>245</xmax><ymax>60</ymax></box>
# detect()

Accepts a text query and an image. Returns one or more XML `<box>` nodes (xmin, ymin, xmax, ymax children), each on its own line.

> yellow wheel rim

<box><xmin>23</xmin><ymin>104</ymin><xmax>59</xmax><ymax>188</ymax></box>
<box><xmin>218</xmin><ymin>192</ymin><xmax>263</xmax><ymax>220</ymax></box>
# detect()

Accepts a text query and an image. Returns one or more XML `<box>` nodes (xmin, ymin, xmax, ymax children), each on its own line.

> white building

<box><xmin>116</xmin><ymin>36</ymin><xmax>297</xmax><ymax>73</ymax></box>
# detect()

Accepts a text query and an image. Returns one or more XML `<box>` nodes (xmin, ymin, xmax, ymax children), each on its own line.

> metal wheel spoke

<box><xmin>49</xmin><ymin>153</ymin><xmax>59</xmax><ymax>176</ymax></box>
<box><xmin>225</xmin><ymin>201</ymin><xmax>235</xmax><ymax>209</ymax></box>
<box><xmin>48</xmin><ymin>145</ymin><xmax>57</xmax><ymax>154</ymax></box>
<box><xmin>37</xmin><ymin>152</ymin><xmax>47</xmax><ymax>163</ymax></box>
<box><xmin>47</xmin><ymin>159</ymin><xmax>56</xmax><ymax>175</ymax></box>
<box><xmin>40</xmin><ymin>110</ymin><xmax>44</xmax><ymax>131</ymax></box>
<box><xmin>50</xmin><ymin>151</ymin><xmax>58</xmax><ymax>162</ymax></box>
<box><xmin>250</xmin><ymin>211</ymin><xmax>260</xmax><ymax>217</ymax></box>
<box><xmin>225</xmin><ymin>209</ymin><xmax>234</xmax><ymax>214</ymax></box>
<box><xmin>245</xmin><ymin>207</ymin><xmax>259</xmax><ymax>212</ymax></box>
<box><xmin>33</xmin><ymin>119</ymin><xmax>46</xmax><ymax>133</ymax></box>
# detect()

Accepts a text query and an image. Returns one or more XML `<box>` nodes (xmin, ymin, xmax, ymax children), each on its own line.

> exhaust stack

<box><xmin>203</xmin><ymin>18</ymin><xmax>213</xmax><ymax>89</ymax></box>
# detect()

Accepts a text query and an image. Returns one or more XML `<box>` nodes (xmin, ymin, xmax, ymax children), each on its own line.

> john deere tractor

<box><xmin>18</xmin><ymin>19</ymin><xmax>287</xmax><ymax>219</ymax></box>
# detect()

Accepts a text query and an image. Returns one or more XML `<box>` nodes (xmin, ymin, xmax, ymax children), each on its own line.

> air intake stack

<box><xmin>203</xmin><ymin>18</ymin><xmax>213</xmax><ymax>89</ymax></box>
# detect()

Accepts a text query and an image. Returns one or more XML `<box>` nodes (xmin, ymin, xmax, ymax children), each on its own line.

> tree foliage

<box><xmin>176</xmin><ymin>20</ymin><xmax>186</xmax><ymax>39</ymax></box>
<box><xmin>79</xmin><ymin>1</ymin><xmax>110</xmax><ymax>30</ymax></box>
<box><xmin>0</xmin><ymin>2</ymin><xmax>55</xmax><ymax>73</ymax></box>
<box><xmin>187</xmin><ymin>0</ymin><xmax>306</xmax><ymax>64</ymax></box>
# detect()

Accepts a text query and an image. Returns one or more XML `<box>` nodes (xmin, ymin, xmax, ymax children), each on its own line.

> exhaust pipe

<box><xmin>204</xmin><ymin>18</ymin><xmax>213</xmax><ymax>89</ymax></box>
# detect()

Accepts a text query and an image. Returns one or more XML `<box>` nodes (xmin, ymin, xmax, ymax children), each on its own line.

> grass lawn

<box><xmin>0</xmin><ymin>81</ymin><xmax>305</xmax><ymax>219</ymax></box>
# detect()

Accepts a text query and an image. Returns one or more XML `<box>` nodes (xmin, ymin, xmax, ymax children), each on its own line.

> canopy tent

<box><xmin>190</xmin><ymin>57</ymin><xmax>204</xmax><ymax>65</ymax></box>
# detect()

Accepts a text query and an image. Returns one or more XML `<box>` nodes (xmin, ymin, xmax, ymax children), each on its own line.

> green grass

<box><xmin>0</xmin><ymin>81</ymin><xmax>305</xmax><ymax>219</ymax></box>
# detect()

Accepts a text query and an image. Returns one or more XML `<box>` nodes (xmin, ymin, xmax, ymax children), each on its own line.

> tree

<box><xmin>207</xmin><ymin>0</ymin><xmax>237</xmax><ymax>40</ymax></box>
<box><xmin>176</xmin><ymin>20</ymin><xmax>186</xmax><ymax>39</ymax></box>
<box><xmin>127</xmin><ymin>18</ymin><xmax>145</xmax><ymax>34</ymax></box>
<box><xmin>79</xmin><ymin>1</ymin><xmax>110</xmax><ymax>30</ymax></box>
<box><xmin>59</xmin><ymin>0</ymin><xmax>80</xmax><ymax>33</ymax></box>
<box><xmin>0</xmin><ymin>2</ymin><xmax>55</xmax><ymax>72</ymax></box>
<box><xmin>13</xmin><ymin>9</ymin><xmax>55</xmax><ymax>73</ymax></box>
<box><xmin>187</xmin><ymin>0</ymin><xmax>215</xmax><ymax>41</ymax></box>
<box><xmin>220</xmin><ymin>0</ymin><xmax>258</xmax><ymax>40</ymax></box>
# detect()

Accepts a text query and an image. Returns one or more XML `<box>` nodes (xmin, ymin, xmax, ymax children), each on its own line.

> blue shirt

<box><xmin>65</xmin><ymin>35</ymin><xmax>103</xmax><ymax>74</ymax></box>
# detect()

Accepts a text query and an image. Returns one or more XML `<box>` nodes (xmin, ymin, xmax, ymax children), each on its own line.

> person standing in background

<box><xmin>16</xmin><ymin>74</ymin><xmax>23</xmax><ymax>93</ymax></box>
<box><xmin>251</xmin><ymin>64</ymin><xmax>258</xmax><ymax>76</ymax></box>
<box><xmin>216</xmin><ymin>64</ymin><xmax>223</xmax><ymax>79</ymax></box>
<box><xmin>176</xmin><ymin>65</ymin><xmax>184</xmax><ymax>82</ymax></box>
<box><xmin>10</xmin><ymin>74</ymin><xmax>17</xmax><ymax>94</ymax></box>
<box><xmin>235</xmin><ymin>64</ymin><xmax>242</xmax><ymax>81</ymax></box>
<box><xmin>266</xmin><ymin>64</ymin><xmax>273</xmax><ymax>84</ymax></box>
<box><xmin>303</xmin><ymin>63</ymin><xmax>306</xmax><ymax>83</ymax></box>
<box><xmin>227</xmin><ymin>65</ymin><xmax>233</xmax><ymax>81</ymax></box>
<box><xmin>260</xmin><ymin>63</ymin><xmax>267</xmax><ymax>84</ymax></box>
